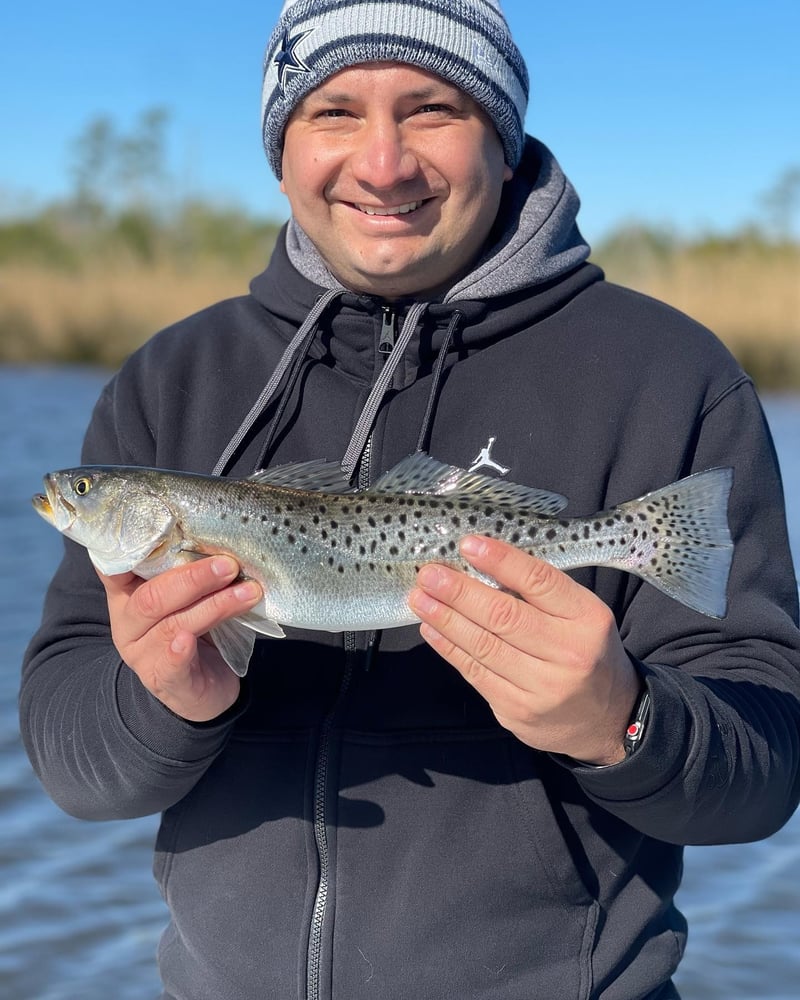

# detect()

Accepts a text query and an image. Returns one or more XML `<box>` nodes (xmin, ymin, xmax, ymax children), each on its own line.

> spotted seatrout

<box><xmin>32</xmin><ymin>453</ymin><xmax>733</xmax><ymax>676</ymax></box>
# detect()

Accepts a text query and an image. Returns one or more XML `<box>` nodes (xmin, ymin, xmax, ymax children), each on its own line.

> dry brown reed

<box><xmin>0</xmin><ymin>259</ymin><xmax>260</xmax><ymax>367</ymax></box>
<box><xmin>2</xmin><ymin>241</ymin><xmax>799</xmax><ymax>387</ymax></box>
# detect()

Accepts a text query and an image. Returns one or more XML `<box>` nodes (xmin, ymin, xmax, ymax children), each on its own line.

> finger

<box><xmin>409</xmin><ymin>574</ymin><xmax>547</xmax><ymax>698</ymax></box>
<box><xmin>459</xmin><ymin>536</ymin><xmax>589</xmax><ymax>620</ymax></box>
<box><xmin>410</xmin><ymin>588</ymin><xmax>534</xmax><ymax>709</ymax></box>
<box><xmin>125</xmin><ymin>556</ymin><xmax>241</xmax><ymax>630</ymax></box>
<box><xmin>412</xmin><ymin>563</ymin><xmax>540</xmax><ymax>660</ymax></box>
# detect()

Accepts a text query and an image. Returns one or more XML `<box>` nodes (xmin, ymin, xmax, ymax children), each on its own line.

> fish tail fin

<box><xmin>616</xmin><ymin>468</ymin><xmax>734</xmax><ymax>618</ymax></box>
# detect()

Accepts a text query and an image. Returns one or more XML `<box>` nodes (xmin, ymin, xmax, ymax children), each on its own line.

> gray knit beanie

<box><xmin>261</xmin><ymin>0</ymin><xmax>529</xmax><ymax>179</ymax></box>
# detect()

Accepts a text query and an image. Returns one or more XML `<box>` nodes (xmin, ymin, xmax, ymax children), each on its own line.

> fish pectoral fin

<box><xmin>209</xmin><ymin>620</ymin><xmax>258</xmax><ymax>677</ymax></box>
<box><xmin>234</xmin><ymin>605</ymin><xmax>286</xmax><ymax>639</ymax></box>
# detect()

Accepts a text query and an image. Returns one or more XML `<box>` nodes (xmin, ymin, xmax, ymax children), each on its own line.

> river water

<box><xmin>1</xmin><ymin>366</ymin><xmax>798</xmax><ymax>999</ymax></box>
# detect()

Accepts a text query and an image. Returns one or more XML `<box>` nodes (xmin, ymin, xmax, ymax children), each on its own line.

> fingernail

<box><xmin>233</xmin><ymin>580</ymin><xmax>261</xmax><ymax>602</ymax></box>
<box><xmin>409</xmin><ymin>588</ymin><xmax>439</xmax><ymax>616</ymax></box>
<box><xmin>171</xmin><ymin>634</ymin><xmax>188</xmax><ymax>654</ymax></box>
<box><xmin>211</xmin><ymin>556</ymin><xmax>238</xmax><ymax>577</ymax></box>
<box><xmin>460</xmin><ymin>536</ymin><xmax>486</xmax><ymax>558</ymax></box>
<box><xmin>417</xmin><ymin>565</ymin><xmax>444</xmax><ymax>589</ymax></box>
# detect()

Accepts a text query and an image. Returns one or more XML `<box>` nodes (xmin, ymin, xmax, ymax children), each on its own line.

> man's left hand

<box><xmin>408</xmin><ymin>535</ymin><xmax>641</xmax><ymax>766</ymax></box>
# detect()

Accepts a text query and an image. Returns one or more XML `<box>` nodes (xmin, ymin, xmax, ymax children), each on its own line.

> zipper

<box><xmin>306</xmin><ymin>304</ymin><xmax>393</xmax><ymax>998</ymax></box>
<box><xmin>378</xmin><ymin>305</ymin><xmax>397</xmax><ymax>354</ymax></box>
<box><xmin>306</xmin><ymin>637</ymin><xmax>356</xmax><ymax>1000</ymax></box>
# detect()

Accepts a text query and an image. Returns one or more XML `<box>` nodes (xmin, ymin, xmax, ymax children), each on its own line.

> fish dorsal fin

<box><xmin>370</xmin><ymin>453</ymin><xmax>568</xmax><ymax>515</ymax></box>
<box><xmin>248</xmin><ymin>460</ymin><xmax>357</xmax><ymax>494</ymax></box>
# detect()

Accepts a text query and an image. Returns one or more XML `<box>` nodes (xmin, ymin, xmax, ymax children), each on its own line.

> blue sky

<box><xmin>2</xmin><ymin>0</ymin><xmax>798</xmax><ymax>244</ymax></box>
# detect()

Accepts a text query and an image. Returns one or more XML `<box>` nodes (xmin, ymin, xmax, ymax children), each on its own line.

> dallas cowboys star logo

<box><xmin>274</xmin><ymin>28</ymin><xmax>314</xmax><ymax>94</ymax></box>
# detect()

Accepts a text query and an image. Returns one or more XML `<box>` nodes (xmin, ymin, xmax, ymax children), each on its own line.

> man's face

<box><xmin>280</xmin><ymin>63</ymin><xmax>512</xmax><ymax>300</ymax></box>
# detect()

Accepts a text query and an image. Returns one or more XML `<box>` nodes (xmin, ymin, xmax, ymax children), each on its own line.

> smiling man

<box><xmin>21</xmin><ymin>1</ymin><xmax>800</xmax><ymax>999</ymax></box>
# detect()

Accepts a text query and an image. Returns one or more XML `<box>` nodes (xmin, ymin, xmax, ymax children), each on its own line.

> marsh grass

<box><xmin>1</xmin><ymin>212</ymin><xmax>798</xmax><ymax>388</ymax></box>
<box><xmin>0</xmin><ymin>260</ymin><xmax>260</xmax><ymax>366</ymax></box>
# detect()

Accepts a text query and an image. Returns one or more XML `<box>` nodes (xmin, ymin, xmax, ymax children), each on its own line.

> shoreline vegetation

<box><xmin>1</xmin><ymin>111</ymin><xmax>798</xmax><ymax>388</ymax></box>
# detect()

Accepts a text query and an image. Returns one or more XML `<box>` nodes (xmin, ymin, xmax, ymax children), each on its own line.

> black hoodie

<box><xmin>21</xmin><ymin>139</ymin><xmax>800</xmax><ymax>1000</ymax></box>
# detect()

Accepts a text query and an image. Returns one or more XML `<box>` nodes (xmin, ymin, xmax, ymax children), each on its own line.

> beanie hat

<box><xmin>261</xmin><ymin>0</ymin><xmax>529</xmax><ymax>179</ymax></box>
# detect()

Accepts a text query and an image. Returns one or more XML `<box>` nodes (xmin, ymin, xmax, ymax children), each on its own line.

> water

<box><xmin>1</xmin><ymin>366</ymin><xmax>798</xmax><ymax>999</ymax></box>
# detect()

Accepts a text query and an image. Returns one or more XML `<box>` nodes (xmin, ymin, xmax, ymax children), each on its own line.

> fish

<box><xmin>32</xmin><ymin>453</ymin><xmax>734</xmax><ymax>677</ymax></box>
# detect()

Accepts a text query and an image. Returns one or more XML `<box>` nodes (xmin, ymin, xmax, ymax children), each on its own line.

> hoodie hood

<box><xmin>280</xmin><ymin>136</ymin><xmax>590</xmax><ymax>303</ymax></box>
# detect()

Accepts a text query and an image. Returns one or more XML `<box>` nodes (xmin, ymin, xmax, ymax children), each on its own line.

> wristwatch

<box><xmin>623</xmin><ymin>687</ymin><xmax>651</xmax><ymax>756</ymax></box>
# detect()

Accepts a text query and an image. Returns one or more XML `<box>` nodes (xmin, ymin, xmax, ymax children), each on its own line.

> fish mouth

<box><xmin>32</xmin><ymin>476</ymin><xmax>75</xmax><ymax>525</ymax></box>
<box><xmin>32</xmin><ymin>492</ymin><xmax>54</xmax><ymax>521</ymax></box>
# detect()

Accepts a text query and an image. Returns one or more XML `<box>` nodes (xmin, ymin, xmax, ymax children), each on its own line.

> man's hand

<box><xmin>409</xmin><ymin>536</ymin><xmax>640</xmax><ymax>765</ymax></box>
<box><xmin>98</xmin><ymin>556</ymin><xmax>263</xmax><ymax>723</ymax></box>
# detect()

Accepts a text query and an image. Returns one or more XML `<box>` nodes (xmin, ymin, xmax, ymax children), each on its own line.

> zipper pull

<box><xmin>378</xmin><ymin>307</ymin><xmax>397</xmax><ymax>354</ymax></box>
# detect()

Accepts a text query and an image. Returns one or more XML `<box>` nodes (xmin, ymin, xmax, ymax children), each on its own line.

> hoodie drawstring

<box><xmin>212</xmin><ymin>288</ymin><xmax>344</xmax><ymax>477</ymax></box>
<box><xmin>340</xmin><ymin>301</ymin><xmax>428</xmax><ymax>479</ymax></box>
<box><xmin>415</xmin><ymin>309</ymin><xmax>463</xmax><ymax>454</ymax></box>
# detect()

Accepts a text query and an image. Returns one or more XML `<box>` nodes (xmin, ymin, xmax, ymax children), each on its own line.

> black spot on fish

<box><xmin>330</xmin><ymin>520</ymin><xmax>338</xmax><ymax>529</ymax></box>
<box><xmin>260</xmin><ymin>515</ymin><xmax>268</xmax><ymax>523</ymax></box>
<box><xmin>546</xmin><ymin>528</ymin><xmax>557</xmax><ymax>541</ymax></box>
<box><xmin>368</xmin><ymin>516</ymin><xmax>377</xmax><ymax>528</ymax></box>
<box><xmin>337</xmin><ymin>566</ymin><xmax>345</xmax><ymax>574</ymax></box>
<box><xmin>287</xmin><ymin>533</ymin><xmax>295</xmax><ymax>544</ymax></box>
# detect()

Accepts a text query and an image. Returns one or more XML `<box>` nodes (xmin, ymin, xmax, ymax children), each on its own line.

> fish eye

<box><xmin>72</xmin><ymin>476</ymin><xmax>92</xmax><ymax>496</ymax></box>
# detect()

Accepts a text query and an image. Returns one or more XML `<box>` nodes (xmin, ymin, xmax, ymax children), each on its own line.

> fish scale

<box><xmin>32</xmin><ymin>452</ymin><xmax>734</xmax><ymax>676</ymax></box>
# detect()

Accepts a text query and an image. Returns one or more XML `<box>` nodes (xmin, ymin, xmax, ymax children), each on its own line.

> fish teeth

<box><xmin>357</xmin><ymin>201</ymin><xmax>423</xmax><ymax>216</ymax></box>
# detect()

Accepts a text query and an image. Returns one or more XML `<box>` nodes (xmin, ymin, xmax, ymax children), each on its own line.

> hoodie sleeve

<box><xmin>564</xmin><ymin>379</ymin><xmax>800</xmax><ymax>845</ymax></box>
<box><xmin>19</xmin><ymin>367</ymin><xmax>249</xmax><ymax>822</ymax></box>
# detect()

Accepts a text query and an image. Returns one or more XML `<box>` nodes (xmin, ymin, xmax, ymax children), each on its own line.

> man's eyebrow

<box><xmin>306</xmin><ymin>84</ymin><xmax>457</xmax><ymax>106</ymax></box>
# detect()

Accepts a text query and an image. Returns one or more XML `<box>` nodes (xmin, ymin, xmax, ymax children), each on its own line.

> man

<box><xmin>21</xmin><ymin>1</ymin><xmax>800</xmax><ymax>998</ymax></box>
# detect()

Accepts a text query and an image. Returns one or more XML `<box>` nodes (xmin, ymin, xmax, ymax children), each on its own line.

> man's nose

<box><xmin>349</xmin><ymin>121</ymin><xmax>420</xmax><ymax>189</ymax></box>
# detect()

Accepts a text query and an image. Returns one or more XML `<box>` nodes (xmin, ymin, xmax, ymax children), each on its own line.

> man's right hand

<box><xmin>98</xmin><ymin>556</ymin><xmax>263</xmax><ymax>722</ymax></box>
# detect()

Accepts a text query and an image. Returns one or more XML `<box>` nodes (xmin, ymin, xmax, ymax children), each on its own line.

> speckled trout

<box><xmin>32</xmin><ymin>453</ymin><xmax>733</xmax><ymax>676</ymax></box>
